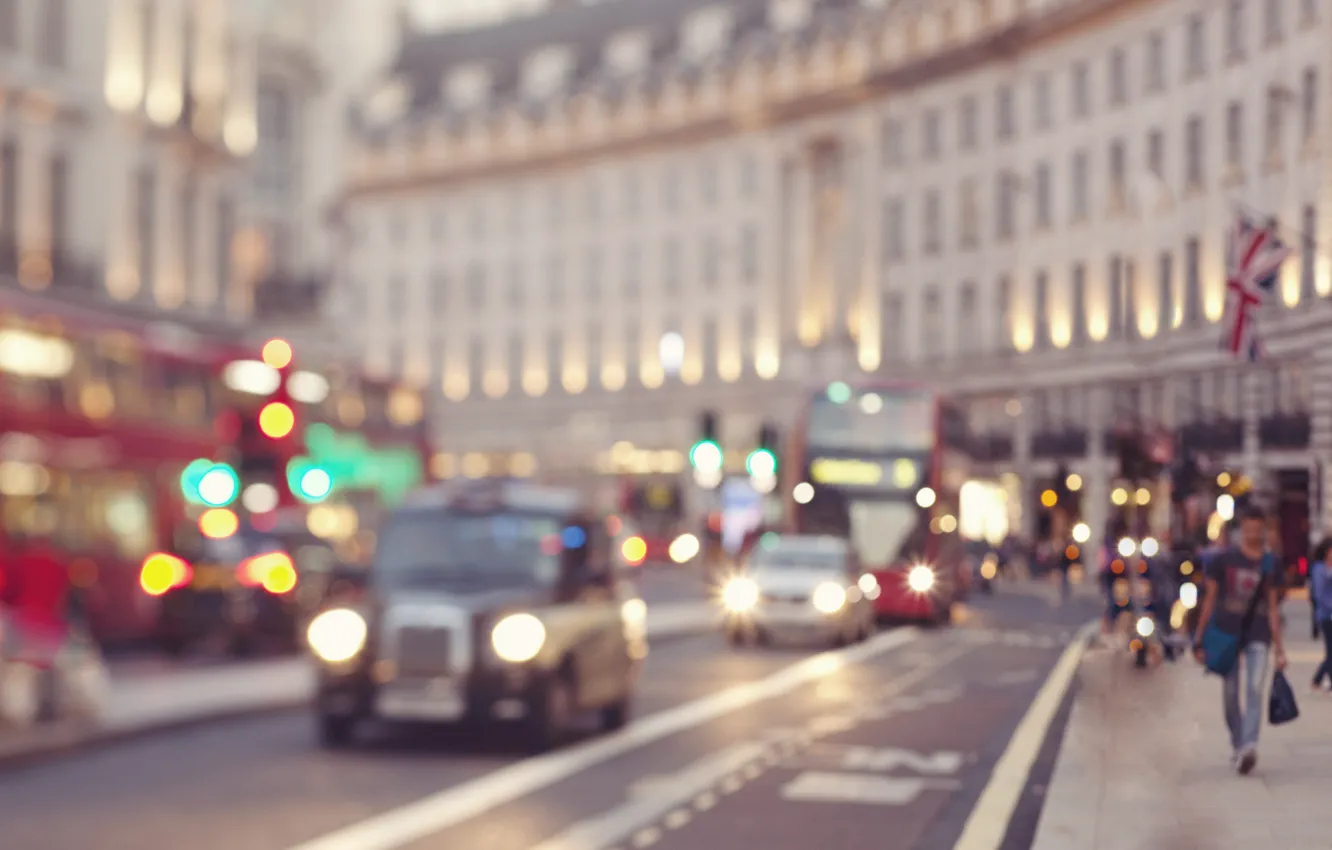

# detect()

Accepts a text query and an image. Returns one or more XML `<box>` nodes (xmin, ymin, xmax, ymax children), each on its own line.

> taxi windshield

<box><xmin>374</xmin><ymin>510</ymin><xmax>563</xmax><ymax>590</ymax></box>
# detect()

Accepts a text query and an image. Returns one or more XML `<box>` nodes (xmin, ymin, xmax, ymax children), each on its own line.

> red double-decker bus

<box><xmin>783</xmin><ymin>381</ymin><xmax>973</xmax><ymax>624</ymax></box>
<box><xmin>0</xmin><ymin>288</ymin><xmax>431</xmax><ymax>649</ymax></box>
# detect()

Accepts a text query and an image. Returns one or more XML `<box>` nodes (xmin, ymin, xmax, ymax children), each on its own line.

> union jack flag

<box><xmin>1221</xmin><ymin>214</ymin><xmax>1291</xmax><ymax>361</ymax></box>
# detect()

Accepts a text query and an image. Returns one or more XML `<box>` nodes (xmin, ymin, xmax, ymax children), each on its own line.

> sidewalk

<box><xmin>1031</xmin><ymin>599</ymin><xmax>1331</xmax><ymax>850</ymax></box>
<box><xmin>0</xmin><ymin>599</ymin><xmax>718</xmax><ymax>768</ymax></box>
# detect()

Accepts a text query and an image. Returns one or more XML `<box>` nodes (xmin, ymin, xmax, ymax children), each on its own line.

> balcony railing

<box><xmin>970</xmin><ymin>433</ymin><xmax>1015</xmax><ymax>463</ymax></box>
<box><xmin>0</xmin><ymin>237</ymin><xmax>101</xmax><ymax>293</ymax></box>
<box><xmin>1179</xmin><ymin>419</ymin><xmax>1244</xmax><ymax>454</ymax></box>
<box><xmin>1031</xmin><ymin>429</ymin><xmax>1089</xmax><ymax>460</ymax></box>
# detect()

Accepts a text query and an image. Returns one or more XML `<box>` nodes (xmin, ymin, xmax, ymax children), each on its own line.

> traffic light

<box><xmin>258</xmin><ymin>401</ymin><xmax>296</xmax><ymax>439</ymax></box>
<box><xmin>287</xmin><ymin>457</ymin><xmax>334</xmax><ymax>503</ymax></box>
<box><xmin>690</xmin><ymin>410</ymin><xmax>722</xmax><ymax>473</ymax></box>
<box><xmin>180</xmin><ymin>459</ymin><xmax>239</xmax><ymax>507</ymax></box>
<box><xmin>746</xmin><ymin>423</ymin><xmax>779</xmax><ymax>493</ymax></box>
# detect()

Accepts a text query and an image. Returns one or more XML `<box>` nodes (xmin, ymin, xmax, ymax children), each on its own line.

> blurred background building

<box><xmin>332</xmin><ymin>0</ymin><xmax>1332</xmax><ymax>536</ymax></box>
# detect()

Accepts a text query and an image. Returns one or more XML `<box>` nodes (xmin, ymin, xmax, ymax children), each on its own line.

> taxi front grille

<box><xmin>761</xmin><ymin>591</ymin><xmax>809</xmax><ymax>604</ymax></box>
<box><xmin>395</xmin><ymin>627</ymin><xmax>453</xmax><ymax>677</ymax></box>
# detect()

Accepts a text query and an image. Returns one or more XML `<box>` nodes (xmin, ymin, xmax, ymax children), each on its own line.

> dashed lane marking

<box><xmin>781</xmin><ymin>773</ymin><xmax>963</xmax><ymax>806</ymax></box>
<box><xmin>284</xmin><ymin>628</ymin><xmax>921</xmax><ymax>850</ymax></box>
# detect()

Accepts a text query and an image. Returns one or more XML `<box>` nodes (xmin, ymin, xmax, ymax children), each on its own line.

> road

<box><xmin>0</xmin><ymin>587</ymin><xmax>1094</xmax><ymax>850</ymax></box>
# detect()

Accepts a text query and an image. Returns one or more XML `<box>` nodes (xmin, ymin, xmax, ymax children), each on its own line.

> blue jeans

<box><xmin>1223</xmin><ymin>641</ymin><xmax>1270</xmax><ymax>753</ymax></box>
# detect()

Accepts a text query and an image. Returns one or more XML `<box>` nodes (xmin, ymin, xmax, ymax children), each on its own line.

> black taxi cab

<box><xmin>307</xmin><ymin>479</ymin><xmax>648</xmax><ymax>750</ymax></box>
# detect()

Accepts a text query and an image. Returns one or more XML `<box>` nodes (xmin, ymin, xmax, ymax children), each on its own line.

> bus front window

<box><xmin>848</xmin><ymin>501</ymin><xmax>925</xmax><ymax>568</ymax></box>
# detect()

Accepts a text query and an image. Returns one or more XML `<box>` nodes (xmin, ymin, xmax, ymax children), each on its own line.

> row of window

<box><xmin>883</xmin><ymin>0</ymin><xmax>1319</xmax><ymax>164</ymax></box>
<box><xmin>0</xmin><ymin>0</ymin><xmax>67</xmax><ymax>68</ymax></box>
<box><xmin>883</xmin><ymin>74</ymin><xmax>1318</xmax><ymax>258</ymax></box>
<box><xmin>369</xmin><ymin>225</ymin><xmax>763</xmax><ymax>314</ymax></box>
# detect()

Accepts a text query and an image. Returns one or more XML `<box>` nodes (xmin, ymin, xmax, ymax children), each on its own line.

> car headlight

<box><xmin>1136</xmin><ymin>616</ymin><xmax>1155</xmax><ymax>638</ymax></box>
<box><xmin>1179</xmin><ymin>583</ymin><xmax>1198</xmax><ymax>609</ymax></box>
<box><xmin>491</xmin><ymin>613</ymin><xmax>547</xmax><ymax>664</ymax></box>
<box><xmin>1118</xmin><ymin>537</ymin><xmax>1136</xmax><ymax>557</ymax></box>
<box><xmin>722</xmin><ymin>577</ymin><xmax>759</xmax><ymax>612</ymax></box>
<box><xmin>908</xmin><ymin>565</ymin><xmax>936</xmax><ymax>593</ymax></box>
<box><xmin>307</xmin><ymin>608</ymin><xmax>367</xmax><ymax>664</ymax></box>
<box><xmin>812</xmin><ymin>581</ymin><xmax>847</xmax><ymax>614</ymax></box>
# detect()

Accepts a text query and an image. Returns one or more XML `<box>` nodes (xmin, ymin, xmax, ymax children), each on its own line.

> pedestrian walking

<box><xmin>1191</xmin><ymin>506</ymin><xmax>1287</xmax><ymax>775</ymax></box>
<box><xmin>1308</xmin><ymin>538</ymin><xmax>1332</xmax><ymax>692</ymax></box>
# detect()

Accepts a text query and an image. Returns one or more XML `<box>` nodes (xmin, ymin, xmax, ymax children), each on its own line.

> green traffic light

<box><xmin>196</xmin><ymin>464</ymin><xmax>240</xmax><ymax>508</ymax></box>
<box><xmin>827</xmin><ymin>382</ymin><xmax>852</xmax><ymax>404</ymax></box>
<box><xmin>689</xmin><ymin>439</ymin><xmax>723</xmax><ymax>472</ymax></box>
<box><xmin>287</xmin><ymin>457</ymin><xmax>333</xmax><ymax>503</ymax></box>
<box><xmin>180</xmin><ymin>458</ymin><xmax>214</xmax><ymax>504</ymax></box>
<box><xmin>746</xmin><ymin>448</ymin><xmax>777</xmax><ymax>478</ymax></box>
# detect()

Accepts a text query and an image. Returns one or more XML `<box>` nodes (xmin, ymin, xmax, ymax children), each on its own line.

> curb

<box><xmin>0</xmin><ymin>619</ymin><xmax>719</xmax><ymax>772</ymax></box>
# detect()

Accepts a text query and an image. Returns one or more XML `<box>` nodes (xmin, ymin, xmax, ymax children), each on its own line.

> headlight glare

<box><xmin>307</xmin><ymin>608</ymin><xmax>368</xmax><ymax>664</ymax></box>
<box><xmin>1135</xmin><ymin>616</ymin><xmax>1155</xmax><ymax>637</ymax></box>
<box><xmin>492</xmin><ymin>613</ymin><xmax>547</xmax><ymax>663</ymax></box>
<box><xmin>908</xmin><ymin>565</ymin><xmax>936</xmax><ymax>593</ymax></box>
<box><xmin>722</xmin><ymin>577</ymin><xmax>759</xmax><ymax>612</ymax></box>
<box><xmin>811</xmin><ymin>581</ymin><xmax>847</xmax><ymax>614</ymax></box>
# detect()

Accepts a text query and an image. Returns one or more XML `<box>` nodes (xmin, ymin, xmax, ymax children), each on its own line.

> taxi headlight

<box><xmin>722</xmin><ymin>577</ymin><xmax>759</xmax><ymax>612</ymax></box>
<box><xmin>811</xmin><ymin>581</ymin><xmax>847</xmax><ymax>614</ymax></box>
<box><xmin>307</xmin><ymin>608</ymin><xmax>367</xmax><ymax>664</ymax></box>
<box><xmin>1136</xmin><ymin>616</ymin><xmax>1155</xmax><ymax>638</ymax></box>
<box><xmin>491</xmin><ymin>613</ymin><xmax>547</xmax><ymax>664</ymax></box>
<box><xmin>908</xmin><ymin>565</ymin><xmax>936</xmax><ymax>593</ymax></box>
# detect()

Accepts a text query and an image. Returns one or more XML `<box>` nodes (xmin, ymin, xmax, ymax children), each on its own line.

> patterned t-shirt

<box><xmin>1204</xmin><ymin>548</ymin><xmax>1277</xmax><ymax>644</ymax></box>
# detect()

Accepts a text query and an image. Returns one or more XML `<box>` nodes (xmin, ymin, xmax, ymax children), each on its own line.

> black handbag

<box><xmin>1269</xmin><ymin>669</ymin><xmax>1300</xmax><ymax>725</ymax></box>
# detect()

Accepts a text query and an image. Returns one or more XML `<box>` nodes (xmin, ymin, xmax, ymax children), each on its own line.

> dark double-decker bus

<box><xmin>784</xmin><ymin>381</ymin><xmax>972</xmax><ymax>624</ymax></box>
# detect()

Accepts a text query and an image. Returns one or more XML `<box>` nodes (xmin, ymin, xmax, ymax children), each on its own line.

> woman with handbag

<box><xmin>1191</xmin><ymin>506</ymin><xmax>1287</xmax><ymax>775</ymax></box>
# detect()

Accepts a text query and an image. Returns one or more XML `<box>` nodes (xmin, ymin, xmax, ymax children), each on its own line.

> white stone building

<box><xmin>0</xmin><ymin>0</ymin><xmax>334</xmax><ymax>325</ymax></box>
<box><xmin>333</xmin><ymin>0</ymin><xmax>1332</xmax><ymax>541</ymax></box>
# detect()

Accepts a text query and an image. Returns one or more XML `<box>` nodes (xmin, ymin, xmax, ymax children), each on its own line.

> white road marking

<box><xmin>630</xmin><ymin>827</ymin><xmax>660</xmax><ymax>848</ymax></box>
<box><xmin>841</xmin><ymin>747</ymin><xmax>965</xmax><ymax>775</ymax></box>
<box><xmin>285</xmin><ymin>628</ymin><xmax>919</xmax><ymax>850</ymax></box>
<box><xmin>663</xmin><ymin>809</ymin><xmax>691</xmax><ymax>830</ymax></box>
<box><xmin>780</xmin><ymin>772</ymin><xmax>962</xmax><ymax>805</ymax></box>
<box><xmin>528</xmin><ymin>742</ymin><xmax>770</xmax><ymax>850</ymax></box>
<box><xmin>951</xmin><ymin>621</ymin><xmax>1097</xmax><ymax>850</ymax></box>
<box><xmin>992</xmin><ymin>669</ymin><xmax>1039</xmax><ymax>687</ymax></box>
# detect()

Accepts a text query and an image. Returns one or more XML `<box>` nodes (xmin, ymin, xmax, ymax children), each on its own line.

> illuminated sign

<box><xmin>810</xmin><ymin>457</ymin><xmax>921</xmax><ymax>490</ymax></box>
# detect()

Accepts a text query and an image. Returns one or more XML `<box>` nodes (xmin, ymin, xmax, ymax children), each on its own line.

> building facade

<box><xmin>0</xmin><ymin>0</ymin><xmax>331</xmax><ymax>325</ymax></box>
<box><xmin>335</xmin><ymin>0</ymin><xmax>1332</xmax><ymax>539</ymax></box>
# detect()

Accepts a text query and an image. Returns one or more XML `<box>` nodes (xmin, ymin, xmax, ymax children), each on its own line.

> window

<box><xmin>996</xmin><ymin>276</ymin><xmax>1013</xmax><ymax>351</ymax></box>
<box><xmin>1148</xmin><ymin>128</ymin><xmax>1165</xmax><ymax>180</ymax></box>
<box><xmin>49</xmin><ymin>153</ymin><xmax>68</xmax><ymax>256</ymax></box>
<box><xmin>699</xmin><ymin>158</ymin><xmax>717</xmax><ymax>205</ymax></box>
<box><xmin>1226</xmin><ymin>101</ymin><xmax>1244</xmax><ymax>169</ymax></box>
<box><xmin>884</xmin><ymin>197</ymin><xmax>905</xmax><ymax>260</ymax></box>
<box><xmin>1071</xmin><ymin>149</ymin><xmax>1089</xmax><ymax>221</ymax></box>
<box><xmin>739</xmin><ymin>154</ymin><xmax>757</xmax><ymax>199</ymax></box>
<box><xmin>923</xmin><ymin>190</ymin><xmax>942</xmax><ymax>255</ymax></box>
<box><xmin>39</xmin><ymin>0</ymin><xmax>66</xmax><ymax>66</ymax></box>
<box><xmin>1108</xmin><ymin>139</ymin><xmax>1127</xmax><ymax>206</ymax></box>
<box><xmin>585</xmin><ymin>248</ymin><xmax>603</xmax><ymax>301</ymax></box>
<box><xmin>958</xmin><ymin>282</ymin><xmax>978</xmax><ymax>355</ymax></box>
<box><xmin>1227</xmin><ymin>0</ymin><xmax>1246</xmax><ymax>58</ymax></box>
<box><xmin>1033</xmin><ymin>271</ymin><xmax>1050</xmax><ymax>349</ymax></box>
<box><xmin>1184</xmin><ymin>236</ymin><xmax>1202</xmax><ymax>324</ymax></box>
<box><xmin>216</xmin><ymin>195</ymin><xmax>233</xmax><ymax>303</ymax></box>
<box><xmin>466</xmin><ymin>265</ymin><xmax>486</xmax><ymax>310</ymax></box>
<box><xmin>1070</xmin><ymin>264</ymin><xmax>1087</xmax><ymax>345</ymax></box>
<box><xmin>740</xmin><ymin>225</ymin><xmax>758</xmax><ymax>284</ymax></box>
<box><xmin>1033</xmin><ymin>72</ymin><xmax>1052</xmax><ymax>130</ymax></box>
<box><xmin>1033</xmin><ymin>162</ymin><xmax>1052</xmax><ymax>229</ymax></box>
<box><xmin>1301</xmin><ymin>204</ymin><xmax>1316</xmax><ymax>302</ymax></box>
<box><xmin>1108</xmin><ymin>255</ymin><xmax>1125</xmax><ymax>337</ymax></box>
<box><xmin>922</xmin><ymin>109</ymin><xmax>942</xmax><ymax>159</ymax></box>
<box><xmin>1265</xmin><ymin>88</ymin><xmax>1284</xmax><ymax>161</ymax></box>
<box><xmin>1108</xmin><ymin>48</ymin><xmax>1127</xmax><ymax>106</ymax></box>
<box><xmin>882</xmin><ymin>118</ymin><xmax>905</xmax><ymax>167</ymax></box>
<box><xmin>1146</xmin><ymin>31</ymin><xmax>1166</xmax><ymax>92</ymax></box>
<box><xmin>701</xmin><ymin>237</ymin><xmax>719</xmax><ymax>288</ymax></box>
<box><xmin>996</xmin><ymin>85</ymin><xmax>1015</xmax><ymax>140</ymax></box>
<box><xmin>1158</xmin><ymin>252</ymin><xmax>1175</xmax><ymax>329</ymax></box>
<box><xmin>548</xmin><ymin>254</ymin><xmax>565</xmax><ymax>306</ymax></box>
<box><xmin>996</xmin><ymin>174</ymin><xmax>1017</xmax><ymax>241</ymax></box>
<box><xmin>1186</xmin><ymin>13</ymin><xmax>1207</xmax><ymax>77</ymax></box>
<box><xmin>959</xmin><ymin>179</ymin><xmax>980</xmax><ymax>249</ymax></box>
<box><xmin>136</xmin><ymin>167</ymin><xmax>156</xmax><ymax>295</ymax></box>
<box><xmin>1123</xmin><ymin>259</ymin><xmax>1139</xmax><ymax>340</ymax></box>
<box><xmin>959</xmin><ymin>96</ymin><xmax>978</xmax><ymax>150</ymax></box>
<box><xmin>0</xmin><ymin>0</ymin><xmax>15</xmax><ymax>49</ymax></box>
<box><xmin>1071</xmin><ymin>61</ymin><xmax>1090</xmax><ymax>117</ymax></box>
<box><xmin>1186</xmin><ymin>115</ymin><xmax>1205</xmax><ymax>187</ymax></box>
<box><xmin>1264</xmin><ymin>0</ymin><xmax>1284</xmax><ymax>43</ymax></box>
<box><xmin>623</xmin><ymin>243</ymin><xmax>642</xmax><ymax>299</ymax></box>
<box><xmin>663</xmin><ymin>239</ymin><xmax>681</xmax><ymax>293</ymax></box>
<box><xmin>921</xmin><ymin>287</ymin><xmax>943</xmax><ymax>358</ymax></box>
<box><xmin>882</xmin><ymin>293</ymin><xmax>904</xmax><ymax>361</ymax></box>
<box><xmin>180</xmin><ymin>179</ymin><xmax>196</xmax><ymax>286</ymax></box>
<box><xmin>1302</xmin><ymin>67</ymin><xmax>1318</xmax><ymax>141</ymax></box>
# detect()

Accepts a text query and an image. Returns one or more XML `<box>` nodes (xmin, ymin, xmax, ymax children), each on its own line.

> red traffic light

<box><xmin>258</xmin><ymin>401</ymin><xmax>295</xmax><ymax>439</ymax></box>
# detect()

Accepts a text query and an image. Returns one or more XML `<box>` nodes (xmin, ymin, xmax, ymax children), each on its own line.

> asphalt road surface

<box><xmin>1</xmin><ymin>587</ymin><xmax>1095</xmax><ymax>850</ymax></box>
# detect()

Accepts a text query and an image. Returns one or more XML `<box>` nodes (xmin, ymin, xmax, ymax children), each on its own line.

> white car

<box><xmin>720</xmin><ymin>535</ymin><xmax>875</xmax><ymax>648</ymax></box>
